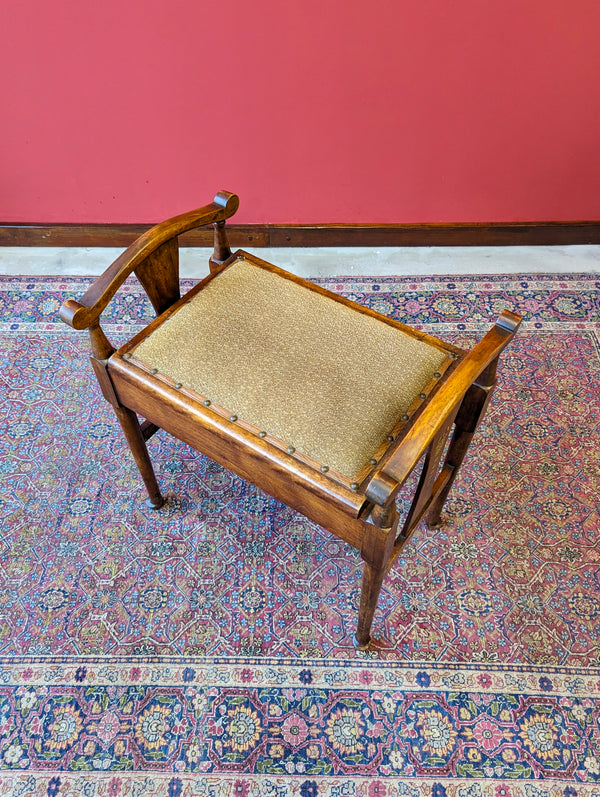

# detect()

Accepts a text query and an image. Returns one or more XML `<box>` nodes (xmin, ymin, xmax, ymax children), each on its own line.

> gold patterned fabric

<box><xmin>132</xmin><ymin>258</ymin><xmax>447</xmax><ymax>479</ymax></box>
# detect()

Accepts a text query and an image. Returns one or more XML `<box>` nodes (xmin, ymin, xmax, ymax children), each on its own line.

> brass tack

<box><xmin>419</xmin><ymin>393</ymin><xmax>427</xmax><ymax>400</ymax></box>
<box><xmin>258</xmin><ymin>431</ymin><xmax>267</xmax><ymax>438</ymax></box>
<box><xmin>203</xmin><ymin>399</ymin><xmax>211</xmax><ymax>406</ymax></box>
<box><xmin>320</xmin><ymin>465</ymin><xmax>329</xmax><ymax>473</ymax></box>
<box><xmin>287</xmin><ymin>445</ymin><xmax>296</xmax><ymax>454</ymax></box>
<box><xmin>230</xmin><ymin>414</ymin><xmax>238</xmax><ymax>422</ymax></box>
<box><xmin>150</xmin><ymin>368</ymin><xmax>158</xmax><ymax>374</ymax></box>
<box><xmin>123</xmin><ymin>353</ymin><xmax>132</xmax><ymax>360</ymax></box>
<box><xmin>369</xmin><ymin>458</ymin><xmax>377</xmax><ymax>466</ymax></box>
<box><xmin>350</xmin><ymin>482</ymin><xmax>359</xmax><ymax>491</ymax></box>
<box><xmin>386</xmin><ymin>435</ymin><xmax>394</xmax><ymax>442</ymax></box>
<box><xmin>175</xmin><ymin>382</ymin><xmax>182</xmax><ymax>389</ymax></box>
<box><xmin>434</xmin><ymin>371</ymin><xmax>441</xmax><ymax>378</ymax></box>
<box><xmin>401</xmin><ymin>414</ymin><xmax>409</xmax><ymax>421</ymax></box>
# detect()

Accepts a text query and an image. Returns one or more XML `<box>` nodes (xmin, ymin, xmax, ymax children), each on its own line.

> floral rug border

<box><xmin>1</xmin><ymin>657</ymin><xmax>600</xmax><ymax>693</ymax></box>
<box><xmin>0</xmin><ymin>773</ymin><xmax>595</xmax><ymax>797</ymax></box>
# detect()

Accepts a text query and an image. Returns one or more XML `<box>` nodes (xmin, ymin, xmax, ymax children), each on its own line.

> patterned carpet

<box><xmin>1</xmin><ymin>271</ymin><xmax>599</xmax><ymax>793</ymax></box>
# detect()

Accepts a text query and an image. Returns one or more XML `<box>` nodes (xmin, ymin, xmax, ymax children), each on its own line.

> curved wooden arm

<box><xmin>59</xmin><ymin>190</ymin><xmax>239</xmax><ymax>331</ymax></box>
<box><xmin>365</xmin><ymin>310</ymin><xmax>521</xmax><ymax>506</ymax></box>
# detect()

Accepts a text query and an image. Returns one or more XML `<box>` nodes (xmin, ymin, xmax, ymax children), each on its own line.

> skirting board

<box><xmin>1</xmin><ymin>221</ymin><xmax>600</xmax><ymax>247</ymax></box>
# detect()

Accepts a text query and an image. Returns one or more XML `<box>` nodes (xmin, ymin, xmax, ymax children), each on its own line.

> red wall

<box><xmin>2</xmin><ymin>0</ymin><xmax>599</xmax><ymax>224</ymax></box>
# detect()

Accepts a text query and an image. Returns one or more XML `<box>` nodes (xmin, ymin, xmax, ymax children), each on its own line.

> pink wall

<box><xmin>2</xmin><ymin>0</ymin><xmax>599</xmax><ymax>224</ymax></box>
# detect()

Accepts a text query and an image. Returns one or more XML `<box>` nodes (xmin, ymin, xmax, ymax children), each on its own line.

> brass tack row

<box><xmin>380</xmin><ymin>378</ymin><xmax>441</xmax><ymax>451</ymax></box>
<box><xmin>149</xmin><ymin>382</ymin><xmax>340</xmax><ymax>483</ymax></box>
<box><xmin>139</xmin><ymin>358</ymin><xmax>424</xmax><ymax>491</ymax></box>
<box><xmin>195</xmin><ymin>405</ymin><xmax>300</xmax><ymax>462</ymax></box>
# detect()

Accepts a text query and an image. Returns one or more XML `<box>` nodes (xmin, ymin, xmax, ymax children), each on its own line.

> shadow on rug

<box><xmin>1</xmin><ymin>271</ymin><xmax>599</xmax><ymax>792</ymax></box>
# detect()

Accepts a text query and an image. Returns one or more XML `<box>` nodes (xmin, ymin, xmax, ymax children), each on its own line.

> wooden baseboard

<box><xmin>1</xmin><ymin>221</ymin><xmax>599</xmax><ymax>247</ymax></box>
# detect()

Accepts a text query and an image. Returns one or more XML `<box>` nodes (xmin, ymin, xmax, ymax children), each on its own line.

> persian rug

<box><xmin>1</xmin><ymin>271</ymin><xmax>599</xmax><ymax>794</ymax></box>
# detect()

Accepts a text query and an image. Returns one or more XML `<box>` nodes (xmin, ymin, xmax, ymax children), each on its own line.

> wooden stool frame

<box><xmin>60</xmin><ymin>191</ymin><xmax>521</xmax><ymax>649</ymax></box>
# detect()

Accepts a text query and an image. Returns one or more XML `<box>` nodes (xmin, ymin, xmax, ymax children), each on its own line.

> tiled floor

<box><xmin>0</xmin><ymin>244</ymin><xmax>599</xmax><ymax>277</ymax></box>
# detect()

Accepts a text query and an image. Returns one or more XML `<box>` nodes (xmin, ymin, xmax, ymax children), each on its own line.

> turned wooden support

<box><xmin>209</xmin><ymin>220</ymin><xmax>233</xmax><ymax>272</ymax></box>
<box><xmin>88</xmin><ymin>321</ymin><xmax>114</xmax><ymax>361</ymax></box>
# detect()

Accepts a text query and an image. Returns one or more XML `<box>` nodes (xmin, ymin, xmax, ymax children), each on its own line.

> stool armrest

<box><xmin>59</xmin><ymin>191</ymin><xmax>239</xmax><ymax>331</ymax></box>
<box><xmin>365</xmin><ymin>310</ymin><xmax>521</xmax><ymax>507</ymax></box>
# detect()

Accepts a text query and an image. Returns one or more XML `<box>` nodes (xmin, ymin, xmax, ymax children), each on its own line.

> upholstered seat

<box><xmin>60</xmin><ymin>191</ymin><xmax>521</xmax><ymax>648</ymax></box>
<box><xmin>130</xmin><ymin>255</ymin><xmax>450</xmax><ymax>481</ymax></box>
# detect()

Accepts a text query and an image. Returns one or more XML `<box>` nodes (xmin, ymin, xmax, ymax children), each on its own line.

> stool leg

<box><xmin>354</xmin><ymin>562</ymin><xmax>387</xmax><ymax>649</ymax></box>
<box><xmin>114</xmin><ymin>406</ymin><xmax>164</xmax><ymax>509</ymax></box>
<box><xmin>354</xmin><ymin>504</ymin><xmax>399</xmax><ymax>649</ymax></box>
